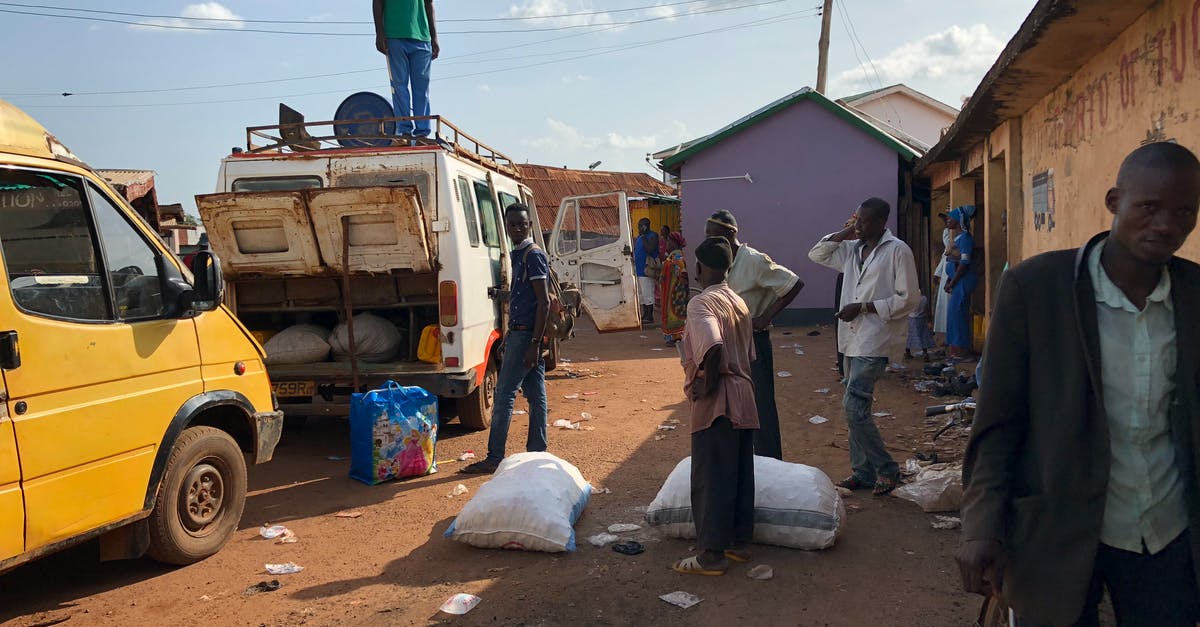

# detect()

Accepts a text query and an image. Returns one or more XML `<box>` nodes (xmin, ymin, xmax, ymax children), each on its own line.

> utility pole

<box><xmin>816</xmin><ymin>0</ymin><xmax>833</xmax><ymax>93</ymax></box>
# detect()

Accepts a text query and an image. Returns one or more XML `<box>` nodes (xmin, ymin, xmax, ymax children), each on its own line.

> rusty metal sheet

<box><xmin>307</xmin><ymin>185</ymin><xmax>432</xmax><ymax>274</ymax></box>
<box><xmin>195</xmin><ymin>191</ymin><xmax>325</xmax><ymax>277</ymax></box>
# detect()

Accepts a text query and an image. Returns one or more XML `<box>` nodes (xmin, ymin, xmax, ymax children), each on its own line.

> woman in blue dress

<box><xmin>943</xmin><ymin>206</ymin><xmax>978</xmax><ymax>360</ymax></box>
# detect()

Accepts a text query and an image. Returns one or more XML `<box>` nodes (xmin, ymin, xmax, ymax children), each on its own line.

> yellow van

<box><xmin>0</xmin><ymin>99</ymin><xmax>282</xmax><ymax>572</ymax></box>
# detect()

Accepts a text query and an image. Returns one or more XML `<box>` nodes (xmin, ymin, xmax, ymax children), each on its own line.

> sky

<box><xmin>2</xmin><ymin>0</ymin><xmax>1036</xmax><ymax>214</ymax></box>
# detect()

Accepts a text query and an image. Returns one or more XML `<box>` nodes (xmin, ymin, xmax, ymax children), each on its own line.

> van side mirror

<box><xmin>191</xmin><ymin>251</ymin><xmax>225</xmax><ymax>312</ymax></box>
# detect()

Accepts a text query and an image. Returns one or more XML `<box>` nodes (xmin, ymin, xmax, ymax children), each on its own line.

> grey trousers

<box><xmin>691</xmin><ymin>416</ymin><xmax>755</xmax><ymax>553</ymax></box>
<box><xmin>843</xmin><ymin>356</ymin><xmax>898</xmax><ymax>482</ymax></box>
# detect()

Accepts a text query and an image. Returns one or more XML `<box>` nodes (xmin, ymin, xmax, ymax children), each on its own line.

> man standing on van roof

<box><xmin>705</xmin><ymin>210</ymin><xmax>803</xmax><ymax>460</ymax></box>
<box><xmin>462</xmin><ymin>203</ymin><xmax>550</xmax><ymax>474</ymax></box>
<box><xmin>373</xmin><ymin>0</ymin><xmax>438</xmax><ymax>139</ymax></box>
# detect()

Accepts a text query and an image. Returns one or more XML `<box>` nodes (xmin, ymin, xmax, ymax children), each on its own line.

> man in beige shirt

<box><xmin>705</xmin><ymin>210</ymin><xmax>803</xmax><ymax>460</ymax></box>
<box><xmin>672</xmin><ymin>237</ymin><xmax>759</xmax><ymax>576</ymax></box>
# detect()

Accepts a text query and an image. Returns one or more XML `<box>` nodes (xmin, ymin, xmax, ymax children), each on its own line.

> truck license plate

<box><xmin>273</xmin><ymin>381</ymin><xmax>315</xmax><ymax>398</ymax></box>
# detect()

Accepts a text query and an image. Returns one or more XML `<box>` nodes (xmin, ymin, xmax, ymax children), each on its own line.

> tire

<box><xmin>146</xmin><ymin>426</ymin><xmax>248</xmax><ymax>565</ymax></box>
<box><xmin>459</xmin><ymin>355</ymin><xmax>497</xmax><ymax>431</ymax></box>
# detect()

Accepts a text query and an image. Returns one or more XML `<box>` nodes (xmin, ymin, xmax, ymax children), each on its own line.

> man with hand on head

<box><xmin>809</xmin><ymin>198</ymin><xmax>919</xmax><ymax>496</ymax></box>
<box><xmin>958</xmin><ymin>142</ymin><xmax>1200</xmax><ymax>626</ymax></box>
<box><xmin>705</xmin><ymin>210</ymin><xmax>803</xmax><ymax>460</ymax></box>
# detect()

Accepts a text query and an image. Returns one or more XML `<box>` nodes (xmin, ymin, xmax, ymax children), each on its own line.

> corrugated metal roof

<box><xmin>97</xmin><ymin>169</ymin><xmax>155</xmax><ymax>188</ymax></box>
<box><xmin>516</xmin><ymin>164</ymin><xmax>676</xmax><ymax>233</ymax></box>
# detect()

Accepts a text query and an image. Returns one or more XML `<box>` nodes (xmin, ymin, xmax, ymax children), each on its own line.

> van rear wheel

<box><xmin>459</xmin><ymin>358</ymin><xmax>497</xmax><ymax>431</ymax></box>
<box><xmin>146</xmin><ymin>426</ymin><xmax>247</xmax><ymax>565</ymax></box>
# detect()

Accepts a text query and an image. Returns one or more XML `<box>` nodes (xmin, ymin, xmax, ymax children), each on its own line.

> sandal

<box><xmin>671</xmin><ymin>555</ymin><xmax>726</xmax><ymax>576</ymax></box>
<box><xmin>458</xmin><ymin>459</ymin><xmax>501</xmax><ymax>474</ymax></box>
<box><xmin>836</xmin><ymin>475</ymin><xmax>873</xmax><ymax>491</ymax></box>
<box><xmin>873</xmin><ymin>475</ymin><xmax>899</xmax><ymax>495</ymax></box>
<box><xmin>724</xmin><ymin>548</ymin><xmax>751</xmax><ymax>563</ymax></box>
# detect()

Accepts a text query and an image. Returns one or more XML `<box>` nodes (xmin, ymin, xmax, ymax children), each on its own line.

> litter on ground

<box><xmin>588</xmin><ymin>533</ymin><xmax>620</xmax><ymax>547</ymax></box>
<box><xmin>607</xmin><ymin>523</ymin><xmax>641</xmax><ymax>533</ymax></box>
<box><xmin>777</xmin><ymin>371</ymin><xmax>793</xmax><ymax>378</ymax></box>
<box><xmin>580</xmin><ymin>412</ymin><xmax>593</xmax><ymax>420</ymax></box>
<box><xmin>657</xmin><ymin>425</ymin><xmax>676</xmax><ymax>431</ymax></box>
<box><xmin>563</xmin><ymin>393</ymin><xmax>579</xmax><ymax>399</ymax></box>
<box><xmin>809</xmin><ymin>415</ymin><xmax>829</xmax><ymax>425</ymax></box>
<box><xmin>447</xmin><ymin>484</ymin><xmax>469</xmax><ymax>498</ymax></box>
<box><xmin>439</xmin><ymin>593</ymin><xmax>482</xmax><ymax>615</ymax></box>
<box><xmin>243</xmin><ymin>580</ymin><xmax>281</xmax><ymax>596</ymax></box>
<box><xmin>458</xmin><ymin>451</ymin><xmax>476</xmax><ymax>461</ymax></box>
<box><xmin>612</xmin><ymin>540</ymin><xmax>644</xmax><ymax>555</ymax></box>
<box><xmin>931</xmin><ymin>515</ymin><xmax>962</xmax><ymax>530</ymax></box>
<box><xmin>265</xmin><ymin>562</ymin><xmax>304</xmax><ymax>575</ymax></box>
<box><xmin>747</xmin><ymin>564</ymin><xmax>774</xmax><ymax>580</ymax></box>
<box><xmin>259</xmin><ymin>525</ymin><xmax>289</xmax><ymax>540</ymax></box>
<box><xmin>333</xmin><ymin>511</ymin><xmax>363</xmax><ymax>519</ymax></box>
<box><xmin>660</xmin><ymin>591</ymin><xmax>703</xmax><ymax>609</ymax></box>
<box><xmin>814</xmin><ymin>388</ymin><xmax>830</xmax><ymax>394</ymax></box>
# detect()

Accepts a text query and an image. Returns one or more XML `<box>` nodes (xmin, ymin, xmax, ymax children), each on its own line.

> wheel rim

<box><xmin>180</xmin><ymin>461</ymin><xmax>225</xmax><ymax>536</ymax></box>
<box><xmin>483</xmin><ymin>365</ymin><xmax>497</xmax><ymax>410</ymax></box>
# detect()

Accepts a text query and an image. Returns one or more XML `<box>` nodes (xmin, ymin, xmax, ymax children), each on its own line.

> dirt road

<box><xmin>1</xmin><ymin>322</ymin><xmax>979</xmax><ymax>627</ymax></box>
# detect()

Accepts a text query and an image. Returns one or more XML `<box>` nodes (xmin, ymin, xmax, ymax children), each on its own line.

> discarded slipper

<box><xmin>612</xmin><ymin>540</ymin><xmax>645</xmax><ymax>556</ymax></box>
<box><xmin>243</xmin><ymin>580</ymin><xmax>281</xmax><ymax>596</ymax></box>
<box><xmin>672</xmin><ymin>555</ymin><xmax>726</xmax><ymax>576</ymax></box>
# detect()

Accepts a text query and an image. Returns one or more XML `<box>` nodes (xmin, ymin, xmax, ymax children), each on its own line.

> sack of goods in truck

<box><xmin>644</xmin><ymin>456</ymin><xmax>845</xmax><ymax>550</ymax></box>
<box><xmin>263</xmin><ymin>324</ymin><xmax>332</xmax><ymax>365</ymax></box>
<box><xmin>444</xmin><ymin>452</ymin><xmax>592</xmax><ymax>553</ymax></box>
<box><xmin>329</xmin><ymin>313</ymin><xmax>403</xmax><ymax>363</ymax></box>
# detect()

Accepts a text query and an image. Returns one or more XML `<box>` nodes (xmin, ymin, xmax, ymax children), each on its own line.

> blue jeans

<box><xmin>843</xmin><ymin>356</ymin><xmax>898</xmax><ymax>482</ymax></box>
<box><xmin>385</xmin><ymin>38</ymin><xmax>432</xmax><ymax>137</ymax></box>
<box><xmin>486</xmin><ymin>329</ymin><xmax>548</xmax><ymax>462</ymax></box>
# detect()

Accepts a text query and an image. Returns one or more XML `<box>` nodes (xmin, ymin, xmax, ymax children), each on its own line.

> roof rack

<box><xmin>244</xmin><ymin>115</ymin><xmax>520</xmax><ymax>178</ymax></box>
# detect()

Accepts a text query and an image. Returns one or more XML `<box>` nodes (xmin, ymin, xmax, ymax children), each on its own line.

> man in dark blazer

<box><xmin>958</xmin><ymin>141</ymin><xmax>1200</xmax><ymax>626</ymax></box>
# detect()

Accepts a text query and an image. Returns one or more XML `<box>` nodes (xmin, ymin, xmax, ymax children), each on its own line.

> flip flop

<box><xmin>672</xmin><ymin>555</ymin><xmax>726</xmax><ymax>576</ymax></box>
<box><xmin>724</xmin><ymin>548</ymin><xmax>751</xmax><ymax>563</ymax></box>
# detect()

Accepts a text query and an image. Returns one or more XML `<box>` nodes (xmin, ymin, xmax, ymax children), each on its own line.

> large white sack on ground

<box><xmin>644</xmin><ymin>455</ymin><xmax>845</xmax><ymax>550</ymax></box>
<box><xmin>329</xmin><ymin>313</ymin><xmax>403</xmax><ymax>363</ymax></box>
<box><xmin>444</xmin><ymin>452</ymin><xmax>592</xmax><ymax>553</ymax></box>
<box><xmin>263</xmin><ymin>324</ymin><xmax>331</xmax><ymax>365</ymax></box>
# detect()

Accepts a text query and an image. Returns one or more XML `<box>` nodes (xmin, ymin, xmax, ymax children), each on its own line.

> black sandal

<box><xmin>459</xmin><ymin>459</ymin><xmax>500</xmax><ymax>474</ymax></box>
<box><xmin>836</xmin><ymin>475</ymin><xmax>873</xmax><ymax>491</ymax></box>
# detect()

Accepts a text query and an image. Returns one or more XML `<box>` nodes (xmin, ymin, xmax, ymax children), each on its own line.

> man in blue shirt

<box><xmin>461</xmin><ymin>203</ymin><xmax>550</xmax><ymax>474</ymax></box>
<box><xmin>634</xmin><ymin>217</ymin><xmax>660</xmax><ymax>323</ymax></box>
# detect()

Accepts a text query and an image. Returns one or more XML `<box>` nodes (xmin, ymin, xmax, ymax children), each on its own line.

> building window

<box><xmin>1032</xmin><ymin>169</ymin><xmax>1055</xmax><ymax>232</ymax></box>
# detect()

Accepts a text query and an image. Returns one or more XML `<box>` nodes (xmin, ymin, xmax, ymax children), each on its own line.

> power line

<box><xmin>15</xmin><ymin>9</ymin><xmax>819</xmax><ymax>110</ymax></box>
<box><xmin>838</xmin><ymin>0</ymin><xmax>886</xmax><ymax>90</ymax></box>
<box><xmin>5</xmin><ymin>0</ymin><xmax>798</xmax><ymax>99</ymax></box>
<box><xmin>0</xmin><ymin>0</ymin><xmax>728</xmax><ymax>24</ymax></box>
<box><xmin>0</xmin><ymin>0</ymin><xmax>780</xmax><ymax>37</ymax></box>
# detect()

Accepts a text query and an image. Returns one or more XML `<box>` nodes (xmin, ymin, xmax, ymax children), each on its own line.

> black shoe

<box><xmin>459</xmin><ymin>459</ymin><xmax>501</xmax><ymax>474</ymax></box>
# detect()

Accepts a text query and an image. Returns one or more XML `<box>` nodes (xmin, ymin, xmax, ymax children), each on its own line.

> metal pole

<box><xmin>341</xmin><ymin>215</ymin><xmax>360</xmax><ymax>392</ymax></box>
<box><xmin>816</xmin><ymin>0</ymin><xmax>834</xmax><ymax>94</ymax></box>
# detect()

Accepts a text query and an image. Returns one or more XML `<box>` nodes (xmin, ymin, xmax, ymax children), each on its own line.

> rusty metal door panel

<box><xmin>548</xmin><ymin>191</ymin><xmax>641</xmax><ymax>332</ymax></box>
<box><xmin>196</xmin><ymin>191</ymin><xmax>324</xmax><ymax>277</ymax></box>
<box><xmin>307</xmin><ymin>186</ymin><xmax>433</xmax><ymax>274</ymax></box>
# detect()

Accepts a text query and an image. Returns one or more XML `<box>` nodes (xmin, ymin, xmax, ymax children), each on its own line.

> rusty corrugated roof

<box><xmin>97</xmin><ymin>169</ymin><xmax>155</xmax><ymax>188</ymax></box>
<box><xmin>516</xmin><ymin>163</ymin><xmax>676</xmax><ymax>233</ymax></box>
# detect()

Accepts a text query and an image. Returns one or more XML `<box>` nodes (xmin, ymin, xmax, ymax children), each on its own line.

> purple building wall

<box><xmin>678</xmin><ymin>99</ymin><xmax>901</xmax><ymax>322</ymax></box>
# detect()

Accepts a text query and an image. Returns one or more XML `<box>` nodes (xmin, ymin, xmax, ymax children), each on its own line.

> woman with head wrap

<box><xmin>660</xmin><ymin>231</ymin><xmax>689</xmax><ymax>345</ymax></box>
<box><xmin>932</xmin><ymin>213</ymin><xmax>959</xmax><ymax>339</ymax></box>
<box><xmin>943</xmin><ymin>205</ymin><xmax>978</xmax><ymax>360</ymax></box>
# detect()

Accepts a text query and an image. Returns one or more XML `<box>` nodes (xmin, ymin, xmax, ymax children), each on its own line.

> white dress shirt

<box><xmin>808</xmin><ymin>229</ymin><xmax>920</xmax><ymax>360</ymax></box>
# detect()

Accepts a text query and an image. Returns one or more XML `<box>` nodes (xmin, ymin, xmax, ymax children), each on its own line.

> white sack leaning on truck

<box><xmin>262</xmin><ymin>324</ymin><xmax>331</xmax><ymax>365</ymax></box>
<box><xmin>645</xmin><ymin>455</ymin><xmax>845</xmax><ymax>550</ymax></box>
<box><xmin>444</xmin><ymin>452</ymin><xmax>592</xmax><ymax>552</ymax></box>
<box><xmin>329</xmin><ymin>313</ymin><xmax>403</xmax><ymax>363</ymax></box>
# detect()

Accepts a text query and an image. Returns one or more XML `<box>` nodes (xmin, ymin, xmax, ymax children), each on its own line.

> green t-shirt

<box><xmin>383</xmin><ymin>0</ymin><xmax>431</xmax><ymax>41</ymax></box>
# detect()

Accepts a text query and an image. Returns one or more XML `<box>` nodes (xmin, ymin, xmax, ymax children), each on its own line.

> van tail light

<box><xmin>444</xmin><ymin>357</ymin><xmax>460</xmax><ymax>367</ymax></box>
<box><xmin>439</xmin><ymin>281</ymin><xmax>458</xmax><ymax>327</ymax></box>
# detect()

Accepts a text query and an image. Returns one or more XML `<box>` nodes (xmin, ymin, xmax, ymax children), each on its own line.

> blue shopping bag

<box><xmin>349</xmin><ymin>381</ymin><xmax>438</xmax><ymax>485</ymax></box>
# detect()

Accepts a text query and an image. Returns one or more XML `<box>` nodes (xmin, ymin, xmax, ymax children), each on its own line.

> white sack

<box><xmin>892</xmin><ymin>464</ymin><xmax>963</xmax><ymax>513</ymax></box>
<box><xmin>444</xmin><ymin>452</ymin><xmax>592</xmax><ymax>552</ymax></box>
<box><xmin>329</xmin><ymin>313</ymin><xmax>402</xmax><ymax>363</ymax></box>
<box><xmin>644</xmin><ymin>455</ymin><xmax>844</xmax><ymax>550</ymax></box>
<box><xmin>263</xmin><ymin>324</ymin><xmax>331</xmax><ymax>365</ymax></box>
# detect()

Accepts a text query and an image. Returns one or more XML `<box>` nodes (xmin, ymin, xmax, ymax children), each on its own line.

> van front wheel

<box><xmin>459</xmin><ymin>358</ymin><xmax>497</xmax><ymax>431</ymax></box>
<box><xmin>146</xmin><ymin>426</ymin><xmax>247</xmax><ymax>565</ymax></box>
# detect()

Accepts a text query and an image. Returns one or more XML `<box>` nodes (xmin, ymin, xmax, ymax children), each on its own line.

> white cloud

<box><xmin>606</xmin><ymin>132</ymin><xmax>658</xmax><ymax>151</ymax></box>
<box><xmin>507</xmin><ymin>0</ymin><xmax>613</xmax><ymax>27</ymax></box>
<box><xmin>832</xmin><ymin>24</ymin><xmax>1004</xmax><ymax>95</ymax></box>
<box><xmin>646</xmin><ymin>5</ymin><xmax>678</xmax><ymax>19</ymax></box>
<box><xmin>523</xmin><ymin>118</ymin><xmax>692</xmax><ymax>170</ymax></box>
<box><xmin>478</xmin><ymin>84</ymin><xmax>492</xmax><ymax>93</ymax></box>
<box><xmin>134</xmin><ymin>2</ymin><xmax>245</xmax><ymax>32</ymax></box>
<box><xmin>561</xmin><ymin>74</ymin><xmax>592</xmax><ymax>84</ymax></box>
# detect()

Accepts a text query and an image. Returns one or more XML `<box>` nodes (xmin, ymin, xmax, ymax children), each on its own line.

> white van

<box><xmin>196</xmin><ymin>115</ymin><xmax>640</xmax><ymax>429</ymax></box>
